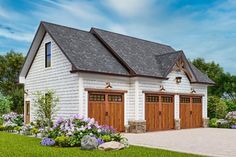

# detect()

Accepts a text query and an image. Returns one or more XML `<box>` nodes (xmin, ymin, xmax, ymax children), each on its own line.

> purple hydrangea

<box><xmin>100</xmin><ymin>125</ymin><xmax>116</xmax><ymax>134</ymax></box>
<box><xmin>231</xmin><ymin>125</ymin><xmax>236</xmax><ymax>129</ymax></box>
<box><xmin>72</xmin><ymin>114</ymin><xmax>84</xmax><ymax>120</ymax></box>
<box><xmin>97</xmin><ymin>138</ymin><xmax>104</xmax><ymax>145</ymax></box>
<box><xmin>41</xmin><ymin>138</ymin><xmax>55</xmax><ymax>146</ymax></box>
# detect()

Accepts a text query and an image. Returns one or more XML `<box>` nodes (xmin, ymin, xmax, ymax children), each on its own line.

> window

<box><xmin>192</xmin><ymin>98</ymin><xmax>201</xmax><ymax>104</ymax></box>
<box><xmin>146</xmin><ymin>96</ymin><xmax>159</xmax><ymax>102</ymax></box>
<box><xmin>162</xmin><ymin>96</ymin><xmax>173</xmax><ymax>103</ymax></box>
<box><xmin>89</xmin><ymin>94</ymin><xmax>105</xmax><ymax>101</ymax></box>
<box><xmin>108</xmin><ymin>95</ymin><xmax>122</xmax><ymax>102</ymax></box>
<box><xmin>45</xmin><ymin>42</ymin><xmax>51</xmax><ymax>68</ymax></box>
<box><xmin>180</xmin><ymin>97</ymin><xmax>190</xmax><ymax>103</ymax></box>
<box><xmin>26</xmin><ymin>101</ymin><xmax>30</xmax><ymax>115</ymax></box>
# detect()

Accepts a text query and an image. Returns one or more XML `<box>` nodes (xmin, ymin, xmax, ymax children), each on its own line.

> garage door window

<box><xmin>162</xmin><ymin>96</ymin><xmax>173</xmax><ymax>103</ymax></box>
<box><xmin>108</xmin><ymin>95</ymin><xmax>122</xmax><ymax>102</ymax></box>
<box><xmin>89</xmin><ymin>94</ymin><xmax>105</xmax><ymax>101</ymax></box>
<box><xmin>146</xmin><ymin>96</ymin><xmax>159</xmax><ymax>102</ymax></box>
<box><xmin>180</xmin><ymin>97</ymin><xmax>190</xmax><ymax>103</ymax></box>
<box><xmin>192</xmin><ymin>98</ymin><xmax>201</xmax><ymax>103</ymax></box>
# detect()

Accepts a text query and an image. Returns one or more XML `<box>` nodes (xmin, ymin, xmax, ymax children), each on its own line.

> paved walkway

<box><xmin>124</xmin><ymin>128</ymin><xmax>236</xmax><ymax>157</ymax></box>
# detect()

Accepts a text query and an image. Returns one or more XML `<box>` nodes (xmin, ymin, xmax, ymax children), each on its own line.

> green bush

<box><xmin>55</xmin><ymin>136</ymin><xmax>70</xmax><ymax>147</ymax></box>
<box><xmin>208</xmin><ymin>96</ymin><xmax>228</xmax><ymax>119</ymax></box>
<box><xmin>209</xmin><ymin>118</ymin><xmax>218</xmax><ymax>128</ymax></box>
<box><xmin>217</xmin><ymin>121</ymin><xmax>230</xmax><ymax>128</ymax></box>
<box><xmin>225</xmin><ymin>100</ymin><xmax>236</xmax><ymax>112</ymax></box>
<box><xmin>101</xmin><ymin>135</ymin><xmax>111</xmax><ymax>142</ymax></box>
<box><xmin>0</xmin><ymin>117</ymin><xmax>3</xmax><ymax>125</ymax></box>
<box><xmin>30</xmin><ymin>127</ymin><xmax>40</xmax><ymax>137</ymax></box>
<box><xmin>0</xmin><ymin>95</ymin><xmax>12</xmax><ymax>116</ymax></box>
<box><xmin>0</xmin><ymin>125</ymin><xmax>4</xmax><ymax>131</ymax></box>
<box><xmin>14</xmin><ymin>126</ymin><xmax>22</xmax><ymax>134</ymax></box>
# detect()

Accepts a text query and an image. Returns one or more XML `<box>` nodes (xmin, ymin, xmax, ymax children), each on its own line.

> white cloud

<box><xmin>104</xmin><ymin>0</ymin><xmax>153</xmax><ymax>17</ymax></box>
<box><xmin>107</xmin><ymin>24</ymin><xmax>127</xmax><ymax>34</ymax></box>
<box><xmin>0</xmin><ymin>29</ymin><xmax>33</xmax><ymax>42</ymax></box>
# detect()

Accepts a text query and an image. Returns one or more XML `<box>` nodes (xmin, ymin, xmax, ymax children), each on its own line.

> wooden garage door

<box><xmin>88</xmin><ymin>92</ymin><xmax>124</xmax><ymax>132</ymax></box>
<box><xmin>145</xmin><ymin>94</ymin><xmax>174</xmax><ymax>131</ymax></box>
<box><xmin>180</xmin><ymin>96</ymin><xmax>202</xmax><ymax>129</ymax></box>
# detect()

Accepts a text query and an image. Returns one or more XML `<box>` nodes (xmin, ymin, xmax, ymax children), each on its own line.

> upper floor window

<box><xmin>45</xmin><ymin>42</ymin><xmax>51</xmax><ymax>68</ymax></box>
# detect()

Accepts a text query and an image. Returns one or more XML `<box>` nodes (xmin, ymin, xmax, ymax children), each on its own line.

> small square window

<box><xmin>45</xmin><ymin>42</ymin><xmax>51</xmax><ymax>68</ymax></box>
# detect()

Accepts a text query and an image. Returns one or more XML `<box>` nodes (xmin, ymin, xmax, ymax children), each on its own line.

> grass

<box><xmin>0</xmin><ymin>132</ymin><xmax>201</xmax><ymax>157</ymax></box>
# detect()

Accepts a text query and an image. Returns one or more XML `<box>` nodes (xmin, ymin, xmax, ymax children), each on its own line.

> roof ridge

<box><xmin>155</xmin><ymin>50</ymin><xmax>183</xmax><ymax>57</ymax></box>
<box><xmin>41</xmin><ymin>21</ymin><xmax>90</xmax><ymax>34</ymax></box>
<box><xmin>91</xmin><ymin>27</ymin><xmax>174</xmax><ymax>49</ymax></box>
<box><xmin>90</xmin><ymin>28</ymin><xmax>136</xmax><ymax>75</ymax></box>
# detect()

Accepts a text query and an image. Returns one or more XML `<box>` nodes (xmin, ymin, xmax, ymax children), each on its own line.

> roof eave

<box><xmin>71</xmin><ymin>69</ymin><xmax>168</xmax><ymax>80</ymax></box>
<box><xmin>191</xmin><ymin>81</ymin><xmax>216</xmax><ymax>86</ymax></box>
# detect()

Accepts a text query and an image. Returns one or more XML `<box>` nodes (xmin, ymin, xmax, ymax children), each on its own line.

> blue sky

<box><xmin>0</xmin><ymin>0</ymin><xmax>236</xmax><ymax>74</ymax></box>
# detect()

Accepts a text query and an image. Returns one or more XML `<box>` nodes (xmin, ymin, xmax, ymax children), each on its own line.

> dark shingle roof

<box><xmin>189</xmin><ymin>63</ymin><xmax>215</xmax><ymax>84</ymax></box>
<box><xmin>42</xmin><ymin>22</ymin><xmax>129</xmax><ymax>75</ymax></box>
<box><xmin>40</xmin><ymin>22</ymin><xmax>214</xmax><ymax>84</ymax></box>
<box><xmin>91</xmin><ymin>28</ymin><xmax>175</xmax><ymax>77</ymax></box>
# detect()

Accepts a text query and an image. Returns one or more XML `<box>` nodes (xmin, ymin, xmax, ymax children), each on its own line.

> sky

<box><xmin>0</xmin><ymin>0</ymin><xmax>236</xmax><ymax>74</ymax></box>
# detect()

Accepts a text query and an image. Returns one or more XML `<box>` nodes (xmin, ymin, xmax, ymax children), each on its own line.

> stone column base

<box><xmin>175</xmin><ymin>119</ymin><xmax>181</xmax><ymax>130</ymax></box>
<box><xmin>128</xmin><ymin>120</ymin><xmax>146</xmax><ymax>133</ymax></box>
<box><xmin>203</xmin><ymin>118</ymin><xmax>209</xmax><ymax>128</ymax></box>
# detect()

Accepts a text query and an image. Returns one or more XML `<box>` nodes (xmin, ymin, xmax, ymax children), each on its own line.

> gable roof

<box><xmin>19</xmin><ymin>21</ymin><xmax>214</xmax><ymax>85</ymax></box>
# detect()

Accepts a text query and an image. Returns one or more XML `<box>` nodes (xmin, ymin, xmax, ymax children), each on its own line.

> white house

<box><xmin>19</xmin><ymin>22</ymin><xmax>214</xmax><ymax>132</ymax></box>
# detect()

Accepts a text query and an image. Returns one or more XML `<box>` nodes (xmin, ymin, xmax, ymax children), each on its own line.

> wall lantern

<box><xmin>160</xmin><ymin>85</ymin><xmax>165</xmax><ymax>92</ymax></box>
<box><xmin>176</xmin><ymin>77</ymin><xmax>182</xmax><ymax>84</ymax></box>
<box><xmin>105</xmin><ymin>82</ymin><xmax>112</xmax><ymax>89</ymax></box>
<box><xmin>191</xmin><ymin>88</ymin><xmax>196</xmax><ymax>94</ymax></box>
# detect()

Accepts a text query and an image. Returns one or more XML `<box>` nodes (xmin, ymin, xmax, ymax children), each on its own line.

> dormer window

<box><xmin>45</xmin><ymin>42</ymin><xmax>51</xmax><ymax>68</ymax></box>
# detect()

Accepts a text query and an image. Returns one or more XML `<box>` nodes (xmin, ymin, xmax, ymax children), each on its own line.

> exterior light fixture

<box><xmin>105</xmin><ymin>82</ymin><xmax>112</xmax><ymax>89</ymax></box>
<box><xmin>176</xmin><ymin>77</ymin><xmax>182</xmax><ymax>84</ymax></box>
<box><xmin>160</xmin><ymin>85</ymin><xmax>165</xmax><ymax>92</ymax></box>
<box><xmin>191</xmin><ymin>88</ymin><xmax>196</xmax><ymax>94</ymax></box>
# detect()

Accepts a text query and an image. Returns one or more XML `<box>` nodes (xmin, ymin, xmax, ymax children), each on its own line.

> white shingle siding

<box><xmin>81</xmin><ymin>73</ymin><xmax>135</xmax><ymax>124</ymax></box>
<box><xmin>25</xmin><ymin>33</ymin><xmax>79</xmax><ymax>121</ymax></box>
<box><xmin>25</xmin><ymin>33</ymin><xmax>208</xmax><ymax>124</ymax></box>
<box><xmin>138</xmin><ymin>70</ymin><xmax>208</xmax><ymax>119</ymax></box>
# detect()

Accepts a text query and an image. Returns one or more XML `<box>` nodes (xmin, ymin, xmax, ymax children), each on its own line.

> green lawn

<box><xmin>0</xmin><ymin>132</ymin><xmax>201</xmax><ymax>157</ymax></box>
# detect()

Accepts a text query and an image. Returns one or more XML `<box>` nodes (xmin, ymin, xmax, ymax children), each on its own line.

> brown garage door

<box><xmin>180</xmin><ymin>96</ymin><xmax>202</xmax><ymax>129</ymax></box>
<box><xmin>88</xmin><ymin>92</ymin><xmax>124</xmax><ymax>132</ymax></box>
<box><xmin>145</xmin><ymin>94</ymin><xmax>174</xmax><ymax>131</ymax></box>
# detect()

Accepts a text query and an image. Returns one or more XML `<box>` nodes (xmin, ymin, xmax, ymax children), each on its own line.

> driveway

<box><xmin>124</xmin><ymin>128</ymin><xmax>236</xmax><ymax>157</ymax></box>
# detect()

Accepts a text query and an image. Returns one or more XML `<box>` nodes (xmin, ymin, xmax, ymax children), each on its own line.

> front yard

<box><xmin>0</xmin><ymin>132</ymin><xmax>200</xmax><ymax>157</ymax></box>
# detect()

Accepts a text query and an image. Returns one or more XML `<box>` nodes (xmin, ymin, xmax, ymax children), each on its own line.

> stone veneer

<box><xmin>175</xmin><ymin>118</ymin><xmax>181</xmax><ymax>130</ymax></box>
<box><xmin>203</xmin><ymin>118</ymin><xmax>209</xmax><ymax>128</ymax></box>
<box><xmin>127</xmin><ymin>120</ymin><xmax>146</xmax><ymax>133</ymax></box>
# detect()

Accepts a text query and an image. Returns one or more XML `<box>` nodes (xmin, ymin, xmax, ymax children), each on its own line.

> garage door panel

<box><xmin>145</xmin><ymin>94</ymin><xmax>174</xmax><ymax>131</ymax></box>
<box><xmin>180</xmin><ymin>96</ymin><xmax>202</xmax><ymax>129</ymax></box>
<box><xmin>88</xmin><ymin>93</ymin><xmax>124</xmax><ymax>132</ymax></box>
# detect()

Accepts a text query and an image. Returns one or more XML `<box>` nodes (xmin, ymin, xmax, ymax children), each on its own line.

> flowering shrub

<box><xmin>22</xmin><ymin>124</ymin><xmax>33</xmax><ymax>135</ymax></box>
<box><xmin>41</xmin><ymin>138</ymin><xmax>55</xmax><ymax>146</ymax></box>
<box><xmin>231</xmin><ymin>125</ymin><xmax>236</xmax><ymax>129</ymax></box>
<box><xmin>14</xmin><ymin>126</ymin><xmax>22</xmax><ymax>134</ymax></box>
<box><xmin>226</xmin><ymin>111</ymin><xmax>236</xmax><ymax>128</ymax></box>
<box><xmin>2</xmin><ymin>112</ymin><xmax>23</xmax><ymax>126</ymax></box>
<box><xmin>43</xmin><ymin>114</ymin><xmax>124</xmax><ymax>147</ymax></box>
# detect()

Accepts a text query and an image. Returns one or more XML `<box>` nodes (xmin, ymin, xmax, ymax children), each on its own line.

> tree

<box><xmin>0</xmin><ymin>51</ymin><xmax>25</xmax><ymax>113</ymax></box>
<box><xmin>33</xmin><ymin>90</ymin><xmax>59</xmax><ymax>127</ymax></box>
<box><xmin>0</xmin><ymin>94</ymin><xmax>12</xmax><ymax>116</ymax></box>
<box><xmin>192</xmin><ymin>58</ymin><xmax>225</xmax><ymax>97</ymax></box>
<box><xmin>208</xmin><ymin>96</ymin><xmax>228</xmax><ymax>119</ymax></box>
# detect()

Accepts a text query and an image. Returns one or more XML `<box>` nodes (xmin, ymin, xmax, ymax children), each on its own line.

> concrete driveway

<box><xmin>124</xmin><ymin>128</ymin><xmax>236</xmax><ymax>157</ymax></box>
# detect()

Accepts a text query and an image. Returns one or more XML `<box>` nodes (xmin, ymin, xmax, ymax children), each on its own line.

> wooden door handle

<box><xmin>105</xmin><ymin>112</ymin><xmax>108</xmax><ymax>116</ymax></box>
<box><xmin>190</xmin><ymin>111</ymin><xmax>193</xmax><ymax>115</ymax></box>
<box><xmin>159</xmin><ymin>111</ymin><xmax>162</xmax><ymax>115</ymax></box>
